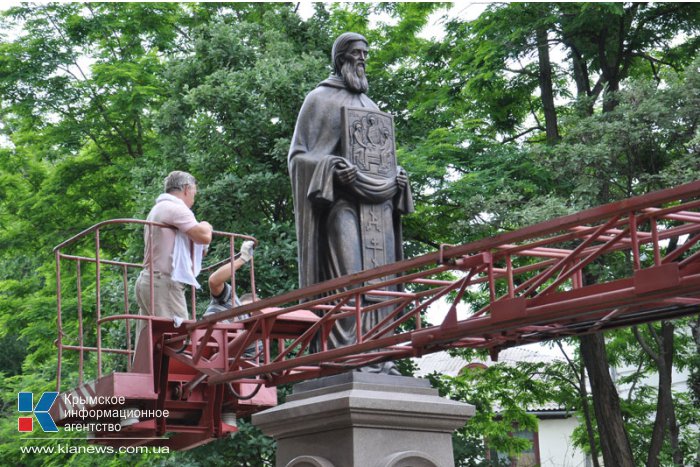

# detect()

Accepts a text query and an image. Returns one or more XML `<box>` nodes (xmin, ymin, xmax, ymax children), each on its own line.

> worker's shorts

<box><xmin>135</xmin><ymin>270</ymin><xmax>189</xmax><ymax>335</ymax></box>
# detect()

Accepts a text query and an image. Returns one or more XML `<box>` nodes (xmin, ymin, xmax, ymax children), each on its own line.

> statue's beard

<box><xmin>342</xmin><ymin>61</ymin><xmax>368</xmax><ymax>94</ymax></box>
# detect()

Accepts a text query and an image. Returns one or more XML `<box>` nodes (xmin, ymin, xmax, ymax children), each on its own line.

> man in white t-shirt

<box><xmin>135</xmin><ymin>171</ymin><xmax>213</xmax><ymax>336</ymax></box>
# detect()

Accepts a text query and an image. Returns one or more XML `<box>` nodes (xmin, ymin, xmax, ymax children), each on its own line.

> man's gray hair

<box><xmin>332</xmin><ymin>32</ymin><xmax>368</xmax><ymax>75</ymax></box>
<box><xmin>164</xmin><ymin>171</ymin><xmax>196</xmax><ymax>193</ymax></box>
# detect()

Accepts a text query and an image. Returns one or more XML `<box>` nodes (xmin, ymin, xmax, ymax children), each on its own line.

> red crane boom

<box><xmin>51</xmin><ymin>180</ymin><xmax>700</xmax><ymax>449</ymax></box>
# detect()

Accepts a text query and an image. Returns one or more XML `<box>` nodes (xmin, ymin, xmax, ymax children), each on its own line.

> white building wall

<box><xmin>537</xmin><ymin>417</ymin><xmax>587</xmax><ymax>467</ymax></box>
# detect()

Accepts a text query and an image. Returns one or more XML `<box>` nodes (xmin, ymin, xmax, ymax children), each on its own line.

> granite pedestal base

<box><xmin>253</xmin><ymin>372</ymin><xmax>474</xmax><ymax>467</ymax></box>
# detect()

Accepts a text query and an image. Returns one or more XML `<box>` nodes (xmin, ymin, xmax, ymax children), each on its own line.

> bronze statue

<box><xmin>288</xmin><ymin>32</ymin><xmax>414</xmax><ymax>374</ymax></box>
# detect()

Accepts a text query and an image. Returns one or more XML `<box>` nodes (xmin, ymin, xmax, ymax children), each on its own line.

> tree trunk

<box><xmin>579</xmin><ymin>333</ymin><xmax>635</xmax><ymax>467</ymax></box>
<box><xmin>667</xmin><ymin>394</ymin><xmax>682</xmax><ymax>467</ymax></box>
<box><xmin>691</xmin><ymin>317</ymin><xmax>700</xmax><ymax>405</ymax></box>
<box><xmin>661</xmin><ymin>323</ymin><xmax>683</xmax><ymax>466</ymax></box>
<box><xmin>578</xmin><ymin>365</ymin><xmax>601</xmax><ymax>467</ymax></box>
<box><xmin>563</xmin><ymin>41</ymin><xmax>595</xmax><ymax>117</ymax></box>
<box><xmin>639</xmin><ymin>322</ymin><xmax>680</xmax><ymax>466</ymax></box>
<box><xmin>692</xmin><ymin>317</ymin><xmax>700</xmax><ymax>467</ymax></box>
<box><xmin>535</xmin><ymin>26</ymin><xmax>559</xmax><ymax>144</ymax></box>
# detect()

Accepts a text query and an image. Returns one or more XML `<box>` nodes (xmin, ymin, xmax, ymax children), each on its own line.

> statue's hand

<box><xmin>335</xmin><ymin>165</ymin><xmax>358</xmax><ymax>185</ymax></box>
<box><xmin>396</xmin><ymin>168</ymin><xmax>408</xmax><ymax>190</ymax></box>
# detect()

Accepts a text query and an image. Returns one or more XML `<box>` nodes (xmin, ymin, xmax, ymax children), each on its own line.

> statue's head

<box><xmin>332</xmin><ymin>32</ymin><xmax>369</xmax><ymax>94</ymax></box>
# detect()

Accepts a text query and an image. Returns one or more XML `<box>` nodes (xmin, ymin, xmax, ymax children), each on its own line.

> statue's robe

<box><xmin>288</xmin><ymin>75</ymin><xmax>414</xmax><ymax>354</ymax></box>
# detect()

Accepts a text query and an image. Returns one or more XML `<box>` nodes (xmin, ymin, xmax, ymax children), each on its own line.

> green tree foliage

<box><xmin>0</xmin><ymin>0</ymin><xmax>186</xmax><ymax>341</ymax></box>
<box><xmin>398</xmin><ymin>2</ymin><xmax>700</xmax><ymax>464</ymax></box>
<box><xmin>1</xmin><ymin>2</ymin><xmax>699</xmax><ymax>466</ymax></box>
<box><xmin>153</xmin><ymin>5</ymin><xmax>331</xmax><ymax>298</ymax></box>
<box><xmin>0</xmin><ymin>3</ymin><xmax>189</xmax><ymax>465</ymax></box>
<box><xmin>427</xmin><ymin>358</ymin><xmax>556</xmax><ymax>467</ymax></box>
<box><xmin>1</xmin><ymin>3</ymin><xmax>346</xmax><ymax>465</ymax></box>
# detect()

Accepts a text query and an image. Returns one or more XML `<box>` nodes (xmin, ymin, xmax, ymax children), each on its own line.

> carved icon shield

<box><xmin>341</xmin><ymin>107</ymin><xmax>397</xmax><ymax>179</ymax></box>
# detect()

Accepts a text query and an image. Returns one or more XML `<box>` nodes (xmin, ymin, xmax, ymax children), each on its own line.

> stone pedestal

<box><xmin>252</xmin><ymin>372</ymin><xmax>474</xmax><ymax>467</ymax></box>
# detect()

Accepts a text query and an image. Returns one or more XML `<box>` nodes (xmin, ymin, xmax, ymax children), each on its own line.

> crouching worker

<box><xmin>204</xmin><ymin>254</ymin><xmax>261</xmax><ymax>360</ymax></box>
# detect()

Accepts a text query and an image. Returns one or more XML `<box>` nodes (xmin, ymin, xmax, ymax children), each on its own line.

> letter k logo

<box><xmin>18</xmin><ymin>392</ymin><xmax>58</xmax><ymax>432</ymax></box>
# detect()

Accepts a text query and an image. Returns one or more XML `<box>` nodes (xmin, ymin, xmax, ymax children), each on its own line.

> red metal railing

<box><xmin>189</xmin><ymin>180</ymin><xmax>700</xmax><ymax>386</ymax></box>
<box><xmin>55</xmin><ymin>180</ymin><xmax>700</xmax><ymax>393</ymax></box>
<box><xmin>54</xmin><ymin>219</ymin><xmax>256</xmax><ymax>392</ymax></box>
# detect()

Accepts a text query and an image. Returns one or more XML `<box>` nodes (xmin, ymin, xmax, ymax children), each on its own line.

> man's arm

<box><xmin>208</xmin><ymin>240</ymin><xmax>255</xmax><ymax>297</ymax></box>
<box><xmin>186</xmin><ymin>221</ymin><xmax>213</xmax><ymax>245</ymax></box>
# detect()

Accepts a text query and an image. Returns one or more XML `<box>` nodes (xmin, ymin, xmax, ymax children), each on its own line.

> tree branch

<box><xmin>647</xmin><ymin>322</ymin><xmax>663</xmax><ymax>350</ymax></box>
<box><xmin>504</xmin><ymin>67</ymin><xmax>537</xmax><ymax>78</ymax></box>
<box><xmin>633</xmin><ymin>325</ymin><xmax>663</xmax><ymax>367</ymax></box>
<box><xmin>625</xmin><ymin>358</ymin><xmax>645</xmax><ymax>405</ymax></box>
<box><xmin>500</xmin><ymin>126</ymin><xmax>544</xmax><ymax>144</ymax></box>
<box><xmin>86</xmin><ymin>4</ymin><xmax>127</xmax><ymax>61</ymax></box>
<box><xmin>45</xmin><ymin>7</ymin><xmax>138</xmax><ymax>158</ymax></box>
<box><xmin>632</xmin><ymin>52</ymin><xmax>681</xmax><ymax>78</ymax></box>
<box><xmin>556</xmin><ymin>340</ymin><xmax>584</xmax><ymax>389</ymax></box>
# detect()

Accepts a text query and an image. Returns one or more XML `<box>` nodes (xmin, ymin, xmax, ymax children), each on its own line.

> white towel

<box><xmin>171</xmin><ymin>231</ymin><xmax>204</xmax><ymax>288</ymax></box>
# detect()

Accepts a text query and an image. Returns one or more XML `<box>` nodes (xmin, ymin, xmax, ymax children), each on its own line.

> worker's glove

<box><xmin>240</xmin><ymin>240</ymin><xmax>255</xmax><ymax>263</ymax></box>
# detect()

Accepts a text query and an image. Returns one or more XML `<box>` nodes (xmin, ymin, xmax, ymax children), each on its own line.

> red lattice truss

<box><xmin>51</xmin><ymin>179</ymin><xmax>700</xmax><ymax>449</ymax></box>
